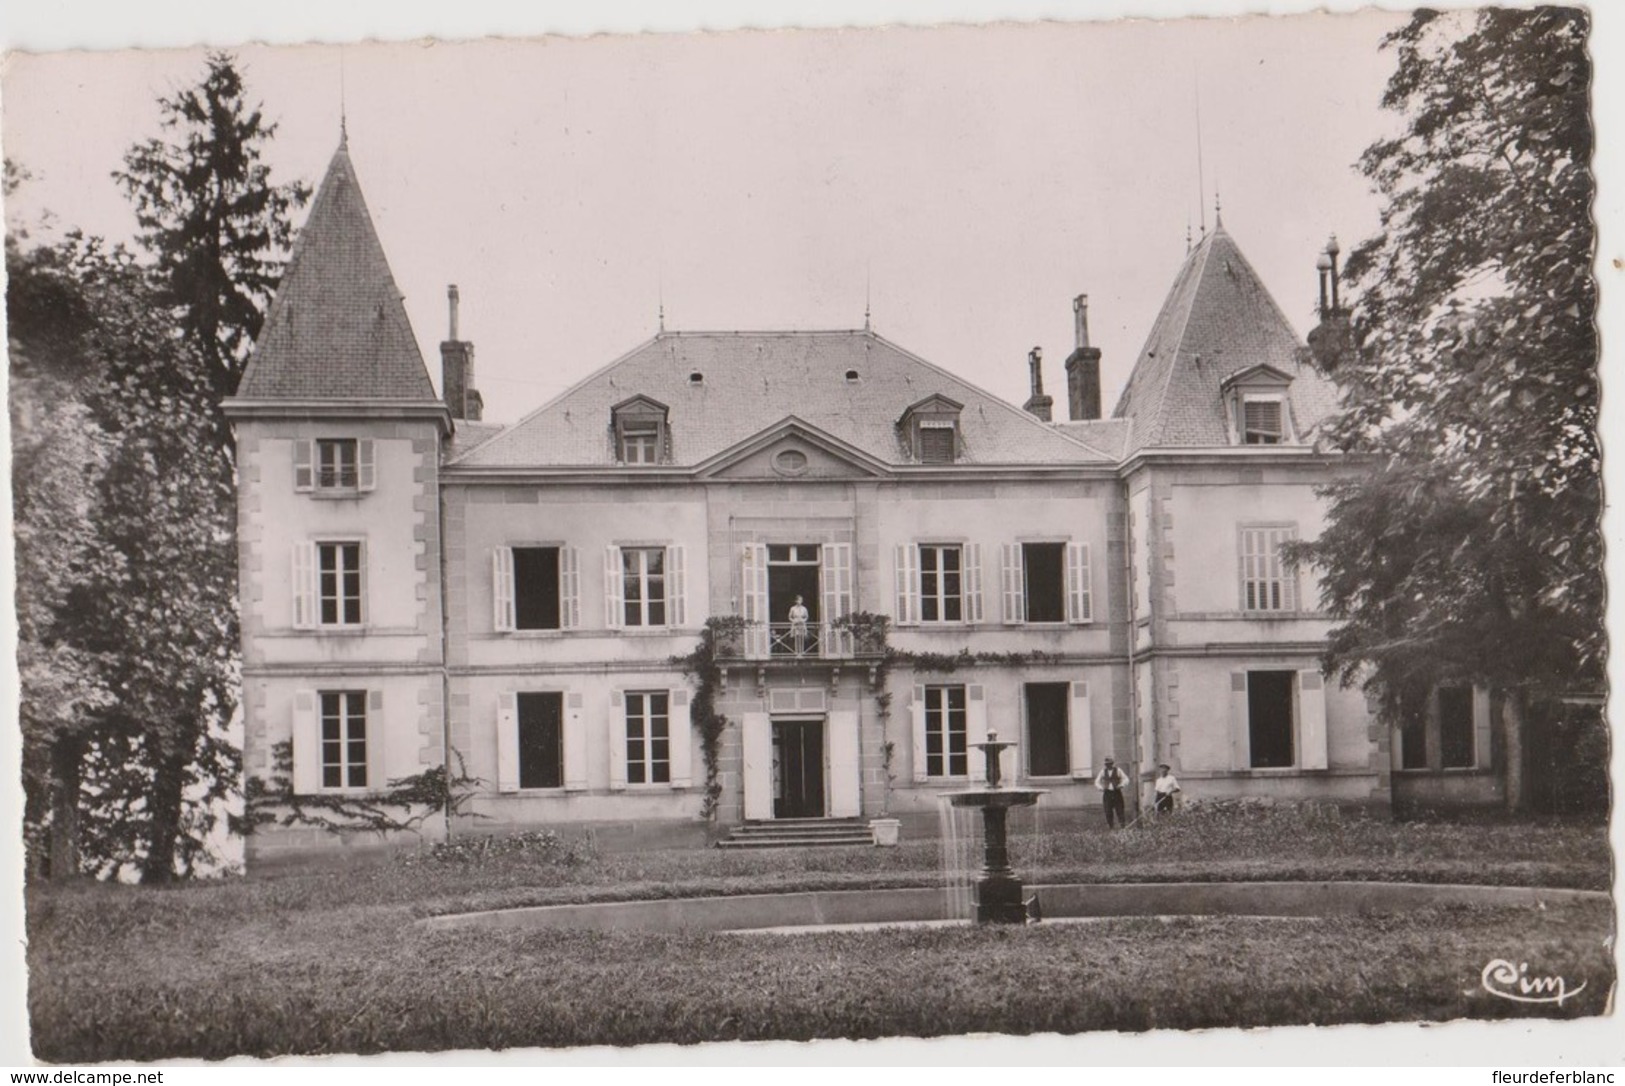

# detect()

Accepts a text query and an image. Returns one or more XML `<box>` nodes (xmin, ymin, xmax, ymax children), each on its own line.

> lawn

<box><xmin>24</xmin><ymin>807</ymin><xmax>1615</xmax><ymax>1061</ymax></box>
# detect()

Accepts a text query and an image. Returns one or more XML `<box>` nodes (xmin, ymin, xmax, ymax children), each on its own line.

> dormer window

<box><xmin>899</xmin><ymin>394</ymin><xmax>964</xmax><ymax>465</ymax></box>
<box><xmin>1220</xmin><ymin>365</ymin><xmax>1296</xmax><ymax>446</ymax></box>
<box><xmin>610</xmin><ymin>395</ymin><xmax>670</xmax><ymax>465</ymax></box>
<box><xmin>1242</xmin><ymin>398</ymin><xmax>1284</xmax><ymax>445</ymax></box>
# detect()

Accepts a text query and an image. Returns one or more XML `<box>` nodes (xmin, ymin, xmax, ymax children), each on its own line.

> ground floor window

<box><xmin>625</xmin><ymin>691</ymin><xmax>671</xmax><ymax>785</ymax></box>
<box><xmin>924</xmin><ymin>685</ymin><xmax>968</xmax><ymax>778</ymax></box>
<box><xmin>1247</xmin><ymin>670</ymin><xmax>1295</xmax><ymax>768</ymax></box>
<box><xmin>1025</xmin><ymin>683</ymin><xmax>1070</xmax><ymax>777</ymax></box>
<box><xmin>1439</xmin><ymin>686</ymin><xmax>1475</xmax><ymax>769</ymax></box>
<box><xmin>518</xmin><ymin>691</ymin><xmax>563</xmax><ymax>789</ymax></box>
<box><xmin>320</xmin><ymin>690</ymin><xmax>368</xmax><ymax>789</ymax></box>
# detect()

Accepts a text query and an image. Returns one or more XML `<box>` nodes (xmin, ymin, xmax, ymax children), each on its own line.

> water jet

<box><xmin>940</xmin><ymin>730</ymin><xmax>1046</xmax><ymax>924</ymax></box>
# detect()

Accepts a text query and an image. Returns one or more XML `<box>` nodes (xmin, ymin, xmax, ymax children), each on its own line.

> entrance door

<box><xmin>773</xmin><ymin>718</ymin><xmax>825</xmax><ymax>818</ymax></box>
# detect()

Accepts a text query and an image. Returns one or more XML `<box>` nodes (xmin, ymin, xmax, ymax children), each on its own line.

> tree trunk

<box><xmin>1502</xmin><ymin>689</ymin><xmax>1527</xmax><ymax>813</ymax></box>
<box><xmin>47</xmin><ymin>734</ymin><xmax>85</xmax><ymax>879</ymax></box>
<box><xmin>141</xmin><ymin>738</ymin><xmax>190</xmax><ymax>884</ymax></box>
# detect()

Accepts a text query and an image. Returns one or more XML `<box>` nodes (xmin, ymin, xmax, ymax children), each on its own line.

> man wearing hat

<box><xmin>1094</xmin><ymin>756</ymin><xmax>1128</xmax><ymax>829</ymax></box>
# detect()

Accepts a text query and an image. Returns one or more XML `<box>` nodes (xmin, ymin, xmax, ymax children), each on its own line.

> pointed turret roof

<box><xmin>1111</xmin><ymin>224</ymin><xmax>1339</xmax><ymax>454</ymax></box>
<box><xmin>235</xmin><ymin>138</ymin><xmax>438</xmax><ymax>402</ymax></box>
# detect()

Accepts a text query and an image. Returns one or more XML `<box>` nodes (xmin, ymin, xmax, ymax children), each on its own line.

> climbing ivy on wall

<box><xmin>242</xmin><ymin>741</ymin><xmax>484</xmax><ymax>838</ymax></box>
<box><xmin>670</xmin><ymin>616</ymin><xmax>747</xmax><ymax>821</ymax></box>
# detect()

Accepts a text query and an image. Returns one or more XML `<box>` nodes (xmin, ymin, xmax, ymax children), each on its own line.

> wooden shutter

<box><xmin>1000</xmin><ymin>544</ymin><xmax>1025</xmax><ymax>625</ymax></box>
<box><xmin>1068</xmin><ymin>681</ymin><xmax>1093</xmax><ymax>778</ymax></box>
<box><xmin>366</xmin><ymin>689</ymin><xmax>387</xmax><ymax>791</ymax></box>
<box><xmin>1473</xmin><ymin>687</ymin><xmax>1494</xmax><ymax>770</ymax></box>
<box><xmin>560</xmin><ymin>547</ymin><xmax>581</xmax><ymax>629</ymax></box>
<box><xmin>669</xmin><ymin>688</ymin><xmax>693</xmax><ymax>788</ymax></box>
<box><xmin>741</xmin><ymin>711</ymin><xmax>773</xmax><ymax>820</ymax></box>
<box><xmin>911</xmin><ymin>685</ymin><xmax>929</xmax><ymax>783</ymax></box>
<box><xmin>1298</xmin><ymin>670</ymin><xmax>1328</xmax><ymax>770</ymax></box>
<box><xmin>827</xmin><ymin>709</ymin><xmax>861</xmax><ymax>817</ymax></box>
<box><xmin>291</xmin><ymin>542</ymin><xmax>317</xmax><ymax>630</ymax></box>
<box><xmin>1229</xmin><ymin>672</ymin><xmax>1252</xmax><ymax>770</ymax></box>
<box><xmin>291</xmin><ymin>690</ymin><xmax>320</xmax><ymax>795</ymax></box>
<box><xmin>496</xmin><ymin>693</ymin><xmax>520</xmax><ymax>793</ymax></box>
<box><xmin>966</xmin><ymin>684</ymin><xmax>989</xmax><ymax>782</ymax></box>
<box><xmin>1067</xmin><ymin>542</ymin><xmax>1092</xmax><ymax>623</ymax></box>
<box><xmin>822</xmin><ymin>543</ymin><xmax>854</xmax><ymax>656</ymax></box>
<box><xmin>492</xmin><ymin>548</ymin><xmax>515</xmax><ymax>632</ymax></box>
<box><xmin>357</xmin><ymin>440</ymin><xmax>376</xmax><ymax>492</ymax></box>
<box><xmin>1277</xmin><ymin>528</ymin><xmax>1298</xmax><ymax>612</ymax></box>
<box><xmin>740</xmin><ymin>543</ymin><xmax>769</xmax><ymax>658</ymax></box>
<box><xmin>563</xmin><ymin>691</ymin><xmax>588</xmax><ymax>791</ymax></box>
<box><xmin>667</xmin><ymin>545</ymin><xmax>688</xmax><ymax>627</ymax></box>
<box><xmin>293</xmin><ymin>440</ymin><xmax>313</xmax><ymax>492</ymax></box>
<box><xmin>603</xmin><ymin>546</ymin><xmax>624</xmax><ymax>630</ymax></box>
<box><xmin>1390</xmin><ymin>724</ymin><xmax>1406</xmax><ymax>771</ymax></box>
<box><xmin>963</xmin><ymin>543</ymin><xmax>984</xmax><ymax>624</ymax></box>
<box><xmin>608</xmin><ymin>690</ymin><xmax>628</xmax><ymax>791</ymax></box>
<box><xmin>893</xmin><ymin>544</ymin><xmax>919</xmax><ymax>626</ymax></box>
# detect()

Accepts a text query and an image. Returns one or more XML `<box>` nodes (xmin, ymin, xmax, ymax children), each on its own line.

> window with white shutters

<box><xmin>1239</xmin><ymin>526</ymin><xmax>1297</xmax><ymax>613</ymax></box>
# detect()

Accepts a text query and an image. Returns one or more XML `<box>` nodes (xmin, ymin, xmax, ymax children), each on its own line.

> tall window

<box><xmin>924</xmin><ymin>685</ymin><xmax>968</xmax><ymax>779</ymax></box>
<box><xmin>320</xmin><ymin>691</ymin><xmax>368</xmax><ymax>789</ymax></box>
<box><xmin>515</xmin><ymin>547</ymin><xmax>562</xmax><ymax>630</ymax></box>
<box><xmin>316</xmin><ymin>439</ymin><xmax>358</xmax><ymax>489</ymax></box>
<box><xmin>622</xmin><ymin>547</ymin><xmax>667</xmax><ymax>627</ymax></box>
<box><xmin>318</xmin><ymin>542</ymin><xmax>363</xmax><ymax>626</ymax></box>
<box><xmin>518</xmin><ymin>692</ymin><xmax>564</xmax><ymax>789</ymax></box>
<box><xmin>1242</xmin><ymin>399</ymin><xmax>1284</xmax><ymax>444</ymax></box>
<box><xmin>1023</xmin><ymin>542</ymin><xmax>1066</xmax><ymax>623</ymax></box>
<box><xmin>1240</xmin><ymin>527</ymin><xmax>1295</xmax><ymax>613</ymax></box>
<box><xmin>1247</xmin><ymin>670</ymin><xmax>1295</xmax><ymax>768</ymax></box>
<box><xmin>1025</xmin><ymin>683</ymin><xmax>1070</xmax><ymax>777</ymax></box>
<box><xmin>920</xmin><ymin>545</ymin><xmax>963</xmax><ymax>623</ymax></box>
<box><xmin>625</xmin><ymin>691</ymin><xmax>671</xmax><ymax>785</ymax></box>
<box><xmin>1439</xmin><ymin>686</ymin><xmax>1475</xmax><ymax>769</ymax></box>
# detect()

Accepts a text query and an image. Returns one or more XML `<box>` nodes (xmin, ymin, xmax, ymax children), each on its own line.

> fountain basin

<box><xmin>940</xmin><ymin>788</ymin><xmax>1046</xmax><ymax>810</ymax></box>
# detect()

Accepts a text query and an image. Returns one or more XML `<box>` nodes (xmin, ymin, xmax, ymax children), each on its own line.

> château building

<box><xmin>224</xmin><ymin>138</ymin><xmax>1503</xmax><ymax>865</ymax></box>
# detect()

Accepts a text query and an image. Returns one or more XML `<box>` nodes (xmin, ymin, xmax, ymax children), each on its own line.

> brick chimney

<box><xmin>1023</xmin><ymin>346</ymin><xmax>1054</xmax><ymax>422</ymax></box>
<box><xmin>440</xmin><ymin>284</ymin><xmax>483</xmax><ymax>421</ymax></box>
<box><xmin>1064</xmin><ymin>294</ymin><xmax>1102</xmax><ymax>421</ymax></box>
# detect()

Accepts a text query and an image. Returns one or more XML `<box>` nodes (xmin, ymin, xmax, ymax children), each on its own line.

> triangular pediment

<box><xmin>1220</xmin><ymin>363</ymin><xmax>1295</xmax><ymax>391</ymax></box>
<box><xmin>698</xmin><ymin>417</ymin><xmax>892</xmax><ymax>480</ymax></box>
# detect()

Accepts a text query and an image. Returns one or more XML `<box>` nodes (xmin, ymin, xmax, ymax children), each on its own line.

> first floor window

<box><xmin>318</xmin><ymin>542</ymin><xmax>363</xmax><ymax>626</ymax></box>
<box><xmin>1240</xmin><ymin>526</ymin><xmax>1295</xmax><ymax>613</ymax></box>
<box><xmin>625</xmin><ymin>691</ymin><xmax>671</xmax><ymax>785</ymax></box>
<box><xmin>316</xmin><ymin>438</ymin><xmax>358</xmax><ymax>489</ymax></box>
<box><xmin>518</xmin><ymin>691</ymin><xmax>564</xmax><ymax>790</ymax></box>
<box><xmin>1025</xmin><ymin>683</ymin><xmax>1070</xmax><ymax>777</ymax></box>
<box><xmin>515</xmin><ymin>546</ymin><xmax>562</xmax><ymax>629</ymax></box>
<box><xmin>919</xmin><ymin>545</ymin><xmax>963</xmax><ymax>623</ymax></box>
<box><xmin>1022</xmin><ymin>542</ymin><xmax>1066</xmax><ymax>623</ymax></box>
<box><xmin>622</xmin><ymin>547</ymin><xmax>667</xmax><ymax>627</ymax></box>
<box><xmin>320</xmin><ymin>691</ymin><xmax>368</xmax><ymax>789</ymax></box>
<box><xmin>1247</xmin><ymin>670</ymin><xmax>1296</xmax><ymax>768</ymax></box>
<box><xmin>924</xmin><ymin>685</ymin><xmax>968</xmax><ymax>778</ymax></box>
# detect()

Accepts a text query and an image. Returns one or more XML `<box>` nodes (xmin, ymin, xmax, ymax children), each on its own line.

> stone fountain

<box><xmin>941</xmin><ymin>730</ymin><xmax>1046</xmax><ymax>924</ymax></box>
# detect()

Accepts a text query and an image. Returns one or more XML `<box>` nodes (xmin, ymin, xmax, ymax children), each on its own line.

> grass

<box><xmin>24</xmin><ymin>807</ymin><xmax>1615</xmax><ymax>1061</ymax></box>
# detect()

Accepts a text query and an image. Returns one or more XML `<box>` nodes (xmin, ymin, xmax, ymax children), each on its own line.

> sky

<box><xmin>1</xmin><ymin>11</ymin><xmax>1416</xmax><ymax>425</ymax></box>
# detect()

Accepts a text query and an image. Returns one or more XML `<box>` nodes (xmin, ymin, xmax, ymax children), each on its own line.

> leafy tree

<box><xmin>114</xmin><ymin>51</ymin><xmax>309</xmax><ymax>437</ymax></box>
<box><xmin>1301</xmin><ymin>8</ymin><xmax>1598</xmax><ymax>811</ymax></box>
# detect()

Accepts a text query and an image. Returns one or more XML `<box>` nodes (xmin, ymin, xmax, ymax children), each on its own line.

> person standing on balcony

<box><xmin>788</xmin><ymin>595</ymin><xmax>810</xmax><ymax>655</ymax></box>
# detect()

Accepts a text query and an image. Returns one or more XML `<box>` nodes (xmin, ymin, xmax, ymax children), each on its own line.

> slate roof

<box><xmin>1110</xmin><ymin>223</ymin><xmax>1340</xmax><ymax>454</ymax></box>
<box><xmin>1050</xmin><ymin>419</ymin><xmax>1131</xmax><ymax>460</ymax></box>
<box><xmin>452</xmin><ymin>330</ymin><xmax>1112</xmax><ymax>469</ymax></box>
<box><xmin>235</xmin><ymin>139</ymin><xmax>440</xmax><ymax>402</ymax></box>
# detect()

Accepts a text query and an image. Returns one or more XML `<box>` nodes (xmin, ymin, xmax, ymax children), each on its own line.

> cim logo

<box><xmin>1481</xmin><ymin>959</ymin><xmax>1588</xmax><ymax>1006</ymax></box>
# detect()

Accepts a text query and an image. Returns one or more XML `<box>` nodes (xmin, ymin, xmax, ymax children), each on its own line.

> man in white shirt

<box><xmin>1094</xmin><ymin>756</ymin><xmax>1128</xmax><ymax>828</ymax></box>
<box><xmin>1153</xmin><ymin>763</ymin><xmax>1181</xmax><ymax>816</ymax></box>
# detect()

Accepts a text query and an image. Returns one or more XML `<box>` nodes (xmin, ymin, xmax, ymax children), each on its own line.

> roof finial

<box><xmin>658</xmin><ymin>272</ymin><xmax>666</xmax><ymax>332</ymax></box>
<box><xmin>339</xmin><ymin>48</ymin><xmax>348</xmax><ymax>149</ymax></box>
<box><xmin>864</xmin><ymin>260</ymin><xmax>872</xmax><ymax>332</ymax></box>
<box><xmin>1194</xmin><ymin>77</ymin><xmax>1206</xmax><ymax>238</ymax></box>
<box><xmin>1214</xmin><ymin>191</ymin><xmax>1223</xmax><ymax>228</ymax></box>
<box><xmin>1186</xmin><ymin>217</ymin><xmax>1193</xmax><ymax>254</ymax></box>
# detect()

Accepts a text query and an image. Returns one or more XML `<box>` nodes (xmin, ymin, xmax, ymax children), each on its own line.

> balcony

<box><xmin>715</xmin><ymin>619</ymin><xmax>888</xmax><ymax>697</ymax></box>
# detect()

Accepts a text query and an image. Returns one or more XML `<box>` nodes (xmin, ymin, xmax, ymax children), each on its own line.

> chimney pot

<box><xmin>1065</xmin><ymin>293</ymin><xmax>1102</xmax><ymax>421</ymax></box>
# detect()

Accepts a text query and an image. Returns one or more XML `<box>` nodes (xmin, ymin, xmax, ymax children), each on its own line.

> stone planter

<box><xmin>869</xmin><ymin>817</ymin><xmax>901</xmax><ymax>847</ymax></box>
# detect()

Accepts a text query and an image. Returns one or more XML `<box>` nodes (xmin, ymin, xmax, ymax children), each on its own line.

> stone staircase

<box><xmin>715</xmin><ymin>817</ymin><xmax>875</xmax><ymax>850</ymax></box>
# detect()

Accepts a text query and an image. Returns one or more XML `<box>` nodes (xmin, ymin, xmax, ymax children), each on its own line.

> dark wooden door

<box><xmin>774</xmin><ymin>719</ymin><xmax>825</xmax><ymax>818</ymax></box>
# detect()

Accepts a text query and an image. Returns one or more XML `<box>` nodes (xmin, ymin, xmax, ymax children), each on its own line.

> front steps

<box><xmin>715</xmin><ymin>817</ymin><xmax>875</xmax><ymax>850</ymax></box>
